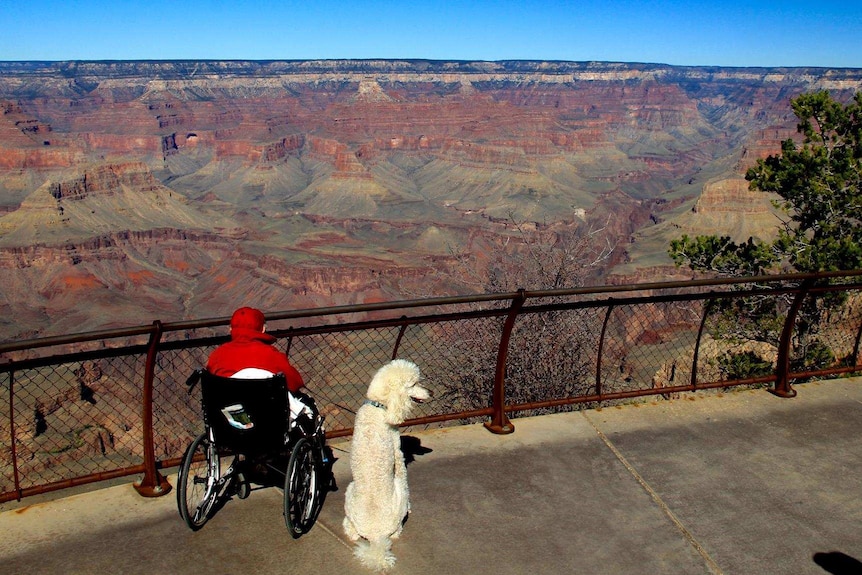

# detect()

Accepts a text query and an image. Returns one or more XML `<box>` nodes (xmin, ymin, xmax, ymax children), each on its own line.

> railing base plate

<box><xmin>768</xmin><ymin>387</ymin><xmax>797</xmax><ymax>398</ymax></box>
<box><xmin>134</xmin><ymin>473</ymin><xmax>172</xmax><ymax>497</ymax></box>
<box><xmin>484</xmin><ymin>421</ymin><xmax>515</xmax><ymax>435</ymax></box>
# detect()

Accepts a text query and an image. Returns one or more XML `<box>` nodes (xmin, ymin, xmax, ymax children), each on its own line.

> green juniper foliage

<box><xmin>670</xmin><ymin>90</ymin><xmax>862</xmax><ymax>274</ymax></box>
<box><xmin>669</xmin><ymin>91</ymin><xmax>862</xmax><ymax>373</ymax></box>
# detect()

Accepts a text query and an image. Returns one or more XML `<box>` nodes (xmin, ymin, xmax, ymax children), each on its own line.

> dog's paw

<box><xmin>355</xmin><ymin>538</ymin><xmax>396</xmax><ymax>571</ymax></box>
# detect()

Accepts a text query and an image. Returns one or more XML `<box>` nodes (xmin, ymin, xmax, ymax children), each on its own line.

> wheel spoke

<box><xmin>284</xmin><ymin>437</ymin><xmax>323</xmax><ymax>537</ymax></box>
<box><xmin>177</xmin><ymin>432</ymin><xmax>223</xmax><ymax>531</ymax></box>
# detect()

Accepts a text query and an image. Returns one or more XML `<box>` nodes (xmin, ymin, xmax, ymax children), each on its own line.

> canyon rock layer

<box><xmin>1</xmin><ymin>60</ymin><xmax>861</xmax><ymax>341</ymax></box>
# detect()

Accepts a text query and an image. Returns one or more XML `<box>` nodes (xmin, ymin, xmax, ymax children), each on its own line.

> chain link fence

<box><xmin>1</xmin><ymin>347</ymin><xmax>148</xmax><ymax>496</ymax></box>
<box><xmin>2</xmin><ymin>273</ymin><xmax>861</xmax><ymax>502</ymax></box>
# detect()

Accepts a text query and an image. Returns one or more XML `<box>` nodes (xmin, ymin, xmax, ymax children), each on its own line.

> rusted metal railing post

<box><xmin>134</xmin><ymin>320</ymin><xmax>172</xmax><ymax>497</ymax></box>
<box><xmin>596</xmin><ymin>301</ymin><xmax>615</xmax><ymax>397</ymax></box>
<box><xmin>6</xmin><ymin>363</ymin><xmax>22</xmax><ymax>501</ymax></box>
<box><xmin>852</xmin><ymin>317</ymin><xmax>862</xmax><ymax>369</ymax></box>
<box><xmin>772</xmin><ymin>279</ymin><xmax>814</xmax><ymax>398</ymax></box>
<box><xmin>690</xmin><ymin>296</ymin><xmax>715</xmax><ymax>388</ymax></box>
<box><xmin>484</xmin><ymin>289</ymin><xmax>525</xmax><ymax>434</ymax></box>
<box><xmin>285</xmin><ymin>328</ymin><xmax>294</xmax><ymax>357</ymax></box>
<box><xmin>392</xmin><ymin>318</ymin><xmax>409</xmax><ymax>360</ymax></box>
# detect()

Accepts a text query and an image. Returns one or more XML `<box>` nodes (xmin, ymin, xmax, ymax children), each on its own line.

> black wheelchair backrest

<box><xmin>198</xmin><ymin>370</ymin><xmax>290</xmax><ymax>454</ymax></box>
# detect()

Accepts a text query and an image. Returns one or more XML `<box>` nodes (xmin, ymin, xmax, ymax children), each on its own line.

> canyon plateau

<box><xmin>1</xmin><ymin>60</ymin><xmax>861</xmax><ymax>341</ymax></box>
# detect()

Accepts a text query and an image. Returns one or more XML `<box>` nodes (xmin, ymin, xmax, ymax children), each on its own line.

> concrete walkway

<box><xmin>2</xmin><ymin>378</ymin><xmax>861</xmax><ymax>574</ymax></box>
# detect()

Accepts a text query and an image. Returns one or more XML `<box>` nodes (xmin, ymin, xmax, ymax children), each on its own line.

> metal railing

<box><xmin>2</xmin><ymin>271</ymin><xmax>861</xmax><ymax>503</ymax></box>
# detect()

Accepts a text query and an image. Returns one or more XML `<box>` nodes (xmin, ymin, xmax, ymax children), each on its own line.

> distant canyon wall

<box><xmin>1</xmin><ymin>60</ymin><xmax>860</xmax><ymax>340</ymax></box>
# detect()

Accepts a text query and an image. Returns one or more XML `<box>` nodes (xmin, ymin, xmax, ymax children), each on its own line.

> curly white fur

<box><xmin>343</xmin><ymin>359</ymin><xmax>430</xmax><ymax>571</ymax></box>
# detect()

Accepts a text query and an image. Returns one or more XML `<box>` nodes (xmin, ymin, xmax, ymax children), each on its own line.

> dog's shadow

<box><xmin>400</xmin><ymin>435</ymin><xmax>432</xmax><ymax>465</ymax></box>
<box><xmin>813</xmin><ymin>551</ymin><xmax>862</xmax><ymax>574</ymax></box>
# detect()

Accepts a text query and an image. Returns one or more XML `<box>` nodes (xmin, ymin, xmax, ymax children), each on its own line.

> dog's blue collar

<box><xmin>364</xmin><ymin>399</ymin><xmax>386</xmax><ymax>410</ymax></box>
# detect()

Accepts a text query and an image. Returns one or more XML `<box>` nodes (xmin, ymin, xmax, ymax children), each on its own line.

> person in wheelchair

<box><xmin>179</xmin><ymin>307</ymin><xmax>328</xmax><ymax>535</ymax></box>
<box><xmin>207</xmin><ymin>306</ymin><xmax>319</xmax><ymax>433</ymax></box>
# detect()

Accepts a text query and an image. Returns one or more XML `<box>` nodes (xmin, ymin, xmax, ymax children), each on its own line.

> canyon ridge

<box><xmin>1</xmin><ymin>60</ymin><xmax>861</xmax><ymax>341</ymax></box>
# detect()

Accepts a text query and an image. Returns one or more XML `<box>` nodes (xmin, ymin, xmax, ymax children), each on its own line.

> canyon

<box><xmin>1</xmin><ymin>60</ymin><xmax>861</xmax><ymax>341</ymax></box>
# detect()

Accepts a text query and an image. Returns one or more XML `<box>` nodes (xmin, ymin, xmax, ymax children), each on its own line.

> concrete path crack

<box><xmin>581</xmin><ymin>411</ymin><xmax>725</xmax><ymax>575</ymax></box>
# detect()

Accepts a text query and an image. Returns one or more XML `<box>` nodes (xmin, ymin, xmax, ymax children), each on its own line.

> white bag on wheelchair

<box><xmin>231</xmin><ymin>367</ymin><xmax>317</xmax><ymax>432</ymax></box>
<box><xmin>288</xmin><ymin>393</ymin><xmax>315</xmax><ymax>430</ymax></box>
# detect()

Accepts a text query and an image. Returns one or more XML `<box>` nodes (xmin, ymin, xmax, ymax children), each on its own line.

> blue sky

<box><xmin>1</xmin><ymin>1</ymin><xmax>860</xmax><ymax>67</ymax></box>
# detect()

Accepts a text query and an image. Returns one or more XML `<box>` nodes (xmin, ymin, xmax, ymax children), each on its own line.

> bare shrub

<box><xmin>433</xmin><ymin>215</ymin><xmax>616</xmax><ymax>416</ymax></box>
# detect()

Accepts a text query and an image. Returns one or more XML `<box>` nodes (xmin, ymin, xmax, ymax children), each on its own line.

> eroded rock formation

<box><xmin>1</xmin><ymin>60</ymin><xmax>860</xmax><ymax>340</ymax></box>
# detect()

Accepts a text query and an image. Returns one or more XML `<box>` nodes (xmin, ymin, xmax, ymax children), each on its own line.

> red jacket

<box><xmin>206</xmin><ymin>327</ymin><xmax>305</xmax><ymax>392</ymax></box>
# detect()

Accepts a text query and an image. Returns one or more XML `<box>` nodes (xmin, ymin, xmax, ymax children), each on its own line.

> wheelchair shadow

<box><xmin>215</xmin><ymin>443</ymin><xmax>340</xmax><ymax>518</ymax></box>
<box><xmin>241</xmin><ymin>443</ymin><xmax>340</xmax><ymax>495</ymax></box>
<box><xmin>401</xmin><ymin>435</ymin><xmax>433</xmax><ymax>465</ymax></box>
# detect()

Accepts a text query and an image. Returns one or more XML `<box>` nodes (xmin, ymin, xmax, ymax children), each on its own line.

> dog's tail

<box><xmin>354</xmin><ymin>536</ymin><xmax>395</xmax><ymax>571</ymax></box>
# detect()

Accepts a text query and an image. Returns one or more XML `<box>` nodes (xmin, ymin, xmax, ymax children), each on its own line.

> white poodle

<box><xmin>343</xmin><ymin>359</ymin><xmax>431</xmax><ymax>571</ymax></box>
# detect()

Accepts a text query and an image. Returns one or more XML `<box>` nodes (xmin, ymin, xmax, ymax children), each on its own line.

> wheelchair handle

<box><xmin>185</xmin><ymin>369</ymin><xmax>202</xmax><ymax>394</ymax></box>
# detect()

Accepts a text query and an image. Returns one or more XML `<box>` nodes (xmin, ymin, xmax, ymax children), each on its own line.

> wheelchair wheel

<box><xmin>283</xmin><ymin>437</ymin><xmax>322</xmax><ymax>538</ymax></box>
<box><xmin>177</xmin><ymin>432</ymin><xmax>220</xmax><ymax>531</ymax></box>
<box><xmin>235</xmin><ymin>471</ymin><xmax>250</xmax><ymax>500</ymax></box>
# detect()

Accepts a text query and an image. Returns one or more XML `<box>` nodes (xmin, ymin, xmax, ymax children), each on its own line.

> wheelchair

<box><xmin>176</xmin><ymin>369</ymin><xmax>330</xmax><ymax>538</ymax></box>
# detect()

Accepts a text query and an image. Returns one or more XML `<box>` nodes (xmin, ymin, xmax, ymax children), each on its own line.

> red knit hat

<box><xmin>230</xmin><ymin>307</ymin><xmax>266</xmax><ymax>332</ymax></box>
